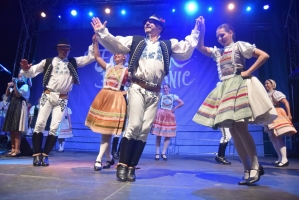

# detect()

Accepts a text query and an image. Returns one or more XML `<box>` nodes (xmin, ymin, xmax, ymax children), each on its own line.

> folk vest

<box><xmin>43</xmin><ymin>57</ymin><xmax>79</xmax><ymax>88</ymax></box>
<box><xmin>128</xmin><ymin>36</ymin><xmax>172</xmax><ymax>76</ymax></box>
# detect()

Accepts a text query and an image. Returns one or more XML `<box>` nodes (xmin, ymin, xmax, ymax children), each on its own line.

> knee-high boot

<box><xmin>32</xmin><ymin>132</ymin><xmax>43</xmax><ymax>166</ymax></box>
<box><xmin>112</xmin><ymin>137</ymin><xmax>120</xmax><ymax>159</ymax></box>
<box><xmin>116</xmin><ymin>137</ymin><xmax>135</xmax><ymax>182</ymax></box>
<box><xmin>127</xmin><ymin>140</ymin><xmax>146</xmax><ymax>182</ymax></box>
<box><xmin>42</xmin><ymin>135</ymin><xmax>57</xmax><ymax>166</ymax></box>
<box><xmin>215</xmin><ymin>142</ymin><xmax>231</xmax><ymax>165</ymax></box>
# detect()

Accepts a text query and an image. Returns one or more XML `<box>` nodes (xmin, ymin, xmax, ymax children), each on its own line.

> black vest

<box><xmin>43</xmin><ymin>57</ymin><xmax>80</xmax><ymax>88</ymax></box>
<box><xmin>128</xmin><ymin>36</ymin><xmax>172</xmax><ymax>76</ymax></box>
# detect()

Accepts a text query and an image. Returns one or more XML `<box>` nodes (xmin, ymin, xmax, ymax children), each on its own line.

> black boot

<box><xmin>127</xmin><ymin>140</ymin><xmax>146</xmax><ymax>182</ymax></box>
<box><xmin>116</xmin><ymin>137</ymin><xmax>135</xmax><ymax>182</ymax></box>
<box><xmin>32</xmin><ymin>132</ymin><xmax>43</xmax><ymax>166</ymax></box>
<box><xmin>112</xmin><ymin>137</ymin><xmax>120</xmax><ymax>159</ymax></box>
<box><xmin>42</xmin><ymin>135</ymin><xmax>57</xmax><ymax>166</ymax></box>
<box><xmin>215</xmin><ymin>142</ymin><xmax>231</xmax><ymax>165</ymax></box>
<box><xmin>117</xmin><ymin>137</ymin><xmax>123</xmax><ymax>158</ymax></box>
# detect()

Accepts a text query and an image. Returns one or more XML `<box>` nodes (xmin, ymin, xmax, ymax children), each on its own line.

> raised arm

<box><xmin>20</xmin><ymin>59</ymin><xmax>46</xmax><ymax>78</ymax></box>
<box><xmin>241</xmin><ymin>48</ymin><xmax>270</xmax><ymax>78</ymax></box>
<box><xmin>196</xmin><ymin>16</ymin><xmax>212</xmax><ymax>57</ymax></box>
<box><xmin>92</xmin><ymin>34</ymin><xmax>107</xmax><ymax>70</ymax></box>
<box><xmin>91</xmin><ymin>17</ymin><xmax>131</xmax><ymax>55</ymax></box>
<box><xmin>170</xmin><ymin>17</ymin><xmax>200</xmax><ymax>61</ymax></box>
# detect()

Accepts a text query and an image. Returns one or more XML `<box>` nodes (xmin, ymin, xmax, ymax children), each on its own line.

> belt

<box><xmin>131</xmin><ymin>78</ymin><xmax>161</xmax><ymax>93</ymax></box>
<box><xmin>44</xmin><ymin>89</ymin><xmax>68</xmax><ymax>99</ymax></box>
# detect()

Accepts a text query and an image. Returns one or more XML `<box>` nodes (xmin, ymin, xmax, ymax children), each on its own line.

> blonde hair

<box><xmin>267</xmin><ymin>79</ymin><xmax>276</xmax><ymax>89</ymax></box>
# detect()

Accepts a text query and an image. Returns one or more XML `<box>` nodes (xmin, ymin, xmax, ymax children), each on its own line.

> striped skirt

<box><xmin>193</xmin><ymin>75</ymin><xmax>277</xmax><ymax>129</ymax></box>
<box><xmin>265</xmin><ymin>107</ymin><xmax>297</xmax><ymax>137</ymax></box>
<box><xmin>85</xmin><ymin>89</ymin><xmax>126</xmax><ymax>135</ymax></box>
<box><xmin>151</xmin><ymin>109</ymin><xmax>177</xmax><ymax>137</ymax></box>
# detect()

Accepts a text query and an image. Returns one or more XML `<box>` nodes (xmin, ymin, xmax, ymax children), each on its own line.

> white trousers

<box><xmin>220</xmin><ymin>127</ymin><xmax>232</xmax><ymax>143</ymax></box>
<box><xmin>123</xmin><ymin>83</ymin><xmax>159</xmax><ymax>142</ymax></box>
<box><xmin>34</xmin><ymin>93</ymin><xmax>68</xmax><ymax>136</ymax></box>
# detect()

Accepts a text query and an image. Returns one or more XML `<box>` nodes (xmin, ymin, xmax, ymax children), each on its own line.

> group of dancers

<box><xmin>2</xmin><ymin>14</ymin><xmax>296</xmax><ymax>186</ymax></box>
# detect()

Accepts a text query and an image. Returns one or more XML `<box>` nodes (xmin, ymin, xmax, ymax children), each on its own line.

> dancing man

<box><xmin>20</xmin><ymin>38</ymin><xmax>94</xmax><ymax>166</ymax></box>
<box><xmin>91</xmin><ymin>14</ymin><xmax>200</xmax><ymax>182</ymax></box>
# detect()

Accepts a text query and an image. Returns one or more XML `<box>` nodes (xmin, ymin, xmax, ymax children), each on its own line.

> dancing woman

<box><xmin>85</xmin><ymin>35</ymin><xmax>128</xmax><ymax>171</ymax></box>
<box><xmin>264</xmin><ymin>79</ymin><xmax>297</xmax><ymax>167</ymax></box>
<box><xmin>193</xmin><ymin>16</ymin><xmax>277</xmax><ymax>185</ymax></box>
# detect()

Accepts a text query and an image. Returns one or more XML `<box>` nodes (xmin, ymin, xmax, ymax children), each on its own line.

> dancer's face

<box><xmin>264</xmin><ymin>80</ymin><xmax>273</xmax><ymax>91</ymax></box>
<box><xmin>144</xmin><ymin>20</ymin><xmax>162</xmax><ymax>36</ymax></box>
<box><xmin>216</xmin><ymin>28</ymin><xmax>233</xmax><ymax>46</ymax></box>
<box><xmin>113</xmin><ymin>54</ymin><xmax>126</xmax><ymax>65</ymax></box>
<box><xmin>57</xmin><ymin>46</ymin><xmax>70</xmax><ymax>59</ymax></box>
<box><xmin>163</xmin><ymin>85</ymin><xmax>170</xmax><ymax>94</ymax></box>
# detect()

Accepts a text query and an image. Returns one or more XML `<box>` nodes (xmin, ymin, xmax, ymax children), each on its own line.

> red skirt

<box><xmin>151</xmin><ymin>109</ymin><xmax>176</xmax><ymax>137</ymax></box>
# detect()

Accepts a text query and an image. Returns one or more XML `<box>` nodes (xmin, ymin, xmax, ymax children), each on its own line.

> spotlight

<box><xmin>121</xmin><ymin>9</ymin><xmax>126</xmax><ymax>15</ymax></box>
<box><xmin>41</xmin><ymin>12</ymin><xmax>46</xmax><ymax>17</ymax></box>
<box><xmin>228</xmin><ymin>3</ymin><xmax>235</xmax><ymax>10</ymax></box>
<box><xmin>172</xmin><ymin>8</ymin><xmax>176</xmax><ymax>13</ymax></box>
<box><xmin>246</xmin><ymin>6</ymin><xmax>251</xmax><ymax>11</ymax></box>
<box><xmin>263</xmin><ymin>5</ymin><xmax>269</xmax><ymax>10</ymax></box>
<box><xmin>89</xmin><ymin>12</ymin><xmax>93</xmax><ymax>17</ymax></box>
<box><xmin>58</xmin><ymin>15</ymin><xmax>61</xmax><ymax>18</ymax></box>
<box><xmin>105</xmin><ymin>8</ymin><xmax>111</xmax><ymax>14</ymax></box>
<box><xmin>71</xmin><ymin>10</ymin><xmax>77</xmax><ymax>16</ymax></box>
<box><xmin>185</xmin><ymin>1</ymin><xmax>198</xmax><ymax>15</ymax></box>
<box><xmin>208</xmin><ymin>7</ymin><xmax>213</xmax><ymax>11</ymax></box>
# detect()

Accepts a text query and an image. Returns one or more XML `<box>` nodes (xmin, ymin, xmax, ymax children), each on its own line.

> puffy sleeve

<box><xmin>173</xmin><ymin>94</ymin><xmax>179</xmax><ymax>101</ymax></box>
<box><xmin>273</xmin><ymin>90</ymin><xmax>286</xmax><ymax>102</ymax></box>
<box><xmin>19</xmin><ymin>84</ymin><xmax>30</xmax><ymax>100</ymax></box>
<box><xmin>96</xmin><ymin>28</ymin><xmax>131</xmax><ymax>55</ymax></box>
<box><xmin>20</xmin><ymin>59</ymin><xmax>46</xmax><ymax>78</ymax></box>
<box><xmin>236</xmin><ymin>41</ymin><xmax>256</xmax><ymax>59</ymax></box>
<box><xmin>170</xmin><ymin>30</ymin><xmax>199</xmax><ymax>61</ymax></box>
<box><xmin>209</xmin><ymin>46</ymin><xmax>222</xmax><ymax>62</ymax></box>
<box><xmin>67</xmin><ymin>107</ymin><xmax>72</xmax><ymax>115</ymax></box>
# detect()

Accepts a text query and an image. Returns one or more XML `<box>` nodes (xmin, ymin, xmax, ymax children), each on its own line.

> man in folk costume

<box><xmin>91</xmin><ymin>14</ymin><xmax>200</xmax><ymax>182</ymax></box>
<box><xmin>20</xmin><ymin>38</ymin><xmax>95</xmax><ymax>166</ymax></box>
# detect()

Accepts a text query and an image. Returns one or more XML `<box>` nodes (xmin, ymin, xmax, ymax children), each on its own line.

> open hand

<box><xmin>20</xmin><ymin>59</ymin><xmax>32</xmax><ymax>71</ymax></box>
<box><xmin>91</xmin><ymin>17</ymin><xmax>107</xmax><ymax>32</ymax></box>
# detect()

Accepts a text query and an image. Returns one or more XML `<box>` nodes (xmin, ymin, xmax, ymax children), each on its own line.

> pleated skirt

<box><xmin>151</xmin><ymin>109</ymin><xmax>177</xmax><ymax>137</ymax></box>
<box><xmin>85</xmin><ymin>89</ymin><xmax>126</xmax><ymax>135</ymax></box>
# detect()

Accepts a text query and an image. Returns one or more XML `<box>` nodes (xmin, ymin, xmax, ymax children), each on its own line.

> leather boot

<box><xmin>112</xmin><ymin>137</ymin><xmax>120</xmax><ymax>159</ymax></box>
<box><xmin>127</xmin><ymin>140</ymin><xmax>146</xmax><ymax>182</ymax></box>
<box><xmin>215</xmin><ymin>142</ymin><xmax>231</xmax><ymax>165</ymax></box>
<box><xmin>42</xmin><ymin>135</ymin><xmax>57</xmax><ymax>166</ymax></box>
<box><xmin>32</xmin><ymin>132</ymin><xmax>43</xmax><ymax>166</ymax></box>
<box><xmin>116</xmin><ymin>137</ymin><xmax>135</xmax><ymax>181</ymax></box>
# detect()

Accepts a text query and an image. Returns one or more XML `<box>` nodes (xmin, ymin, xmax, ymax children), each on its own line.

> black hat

<box><xmin>54</xmin><ymin>38</ymin><xmax>72</xmax><ymax>49</ymax></box>
<box><xmin>143</xmin><ymin>14</ymin><xmax>165</xmax><ymax>30</ymax></box>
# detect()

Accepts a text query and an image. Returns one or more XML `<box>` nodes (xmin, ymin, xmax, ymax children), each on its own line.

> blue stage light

<box><xmin>89</xmin><ymin>12</ymin><xmax>93</xmax><ymax>17</ymax></box>
<box><xmin>121</xmin><ymin>10</ymin><xmax>126</xmax><ymax>15</ymax></box>
<box><xmin>263</xmin><ymin>5</ymin><xmax>269</xmax><ymax>10</ymax></box>
<box><xmin>208</xmin><ymin>7</ymin><xmax>213</xmax><ymax>12</ymax></box>
<box><xmin>172</xmin><ymin>8</ymin><xmax>176</xmax><ymax>13</ymax></box>
<box><xmin>185</xmin><ymin>1</ymin><xmax>198</xmax><ymax>15</ymax></box>
<box><xmin>71</xmin><ymin>10</ymin><xmax>77</xmax><ymax>16</ymax></box>
<box><xmin>58</xmin><ymin>15</ymin><xmax>61</xmax><ymax>18</ymax></box>
<box><xmin>246</xmin><ymin>7</ymin><xmax>251</xmax><ymax>11</ymax></box>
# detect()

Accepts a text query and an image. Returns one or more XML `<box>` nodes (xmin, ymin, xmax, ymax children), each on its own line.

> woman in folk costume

<box><xmin>151</xmin><ymin>84</ymin><xmax>184</xmax><ymax>161</ymax></box>
<box><xmin>85</xmin><ymin>35</ymin><xmax>128</xmax><ymax>171</ymax></box>
<box><xmin>193</xmin><ymin>16</ymin><xmax>277</xmax><ymax>185</ymax></box>
<box><xmin>57</xmin><ymin>106</ymin><xmax>73</xmax><ymax>152</ymax></box>
<box><xmin>3</xmin><ymin>73</ymin><xmax>30</xmax><ymax>157</ymax></box>
<box><xmin>264</xmin><ymin>79</ymin><xmax>297</xmax><ymax>167</ymax></box>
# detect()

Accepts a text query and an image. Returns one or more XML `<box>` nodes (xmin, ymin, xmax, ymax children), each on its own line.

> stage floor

<box><xmin>0</xmin><ymin>151</ymin><xmax>299</xmax><ymax>200</ymax></box>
